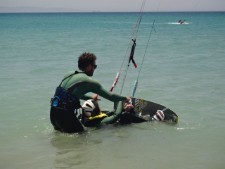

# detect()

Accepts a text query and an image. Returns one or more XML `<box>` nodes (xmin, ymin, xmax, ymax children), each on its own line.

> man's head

<box><xmin>78</xmin><ymin>52</ymin><xmax>97</xmax><ymax>76</ymax></box>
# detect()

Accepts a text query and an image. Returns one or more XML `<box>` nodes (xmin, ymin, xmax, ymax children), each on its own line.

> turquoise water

<box><xmin>0</xmin><ymin>12</ymin><xmax>225</xmax><ymax>169</ymax></box>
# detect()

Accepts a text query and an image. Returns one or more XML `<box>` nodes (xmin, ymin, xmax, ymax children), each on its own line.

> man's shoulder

<box><xmin>64</xmin><ymin>71</ymin><xmax>74</xmax><ymax>77</ymax></box>
<box><xmin>64</xmin><ymin>71</ymin><xmax>99</xmax><ymax>85</ymax></box>
<box><xmin>64</xmin><ymin>71</ymin><xmax>86</xmax><ymax>78</ymax></box>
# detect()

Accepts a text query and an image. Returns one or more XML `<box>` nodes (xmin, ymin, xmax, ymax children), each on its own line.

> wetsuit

<box><xmin>100</xmin><ymin>101</ymin><xmax>123</xmax><ymax>124</ymax></box>
<box><xmin>60</xmin><ymin>71</ymin><xmax>126</xmax><ymax>101</ymax></box>
<box><xmin>50</xmin><ymin>71</ymin><xmax>126</xmax><ymax>133</ymax></box>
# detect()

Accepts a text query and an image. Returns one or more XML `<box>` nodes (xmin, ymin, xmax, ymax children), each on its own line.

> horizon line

<box><xmin>1</xmin><ymin>10</ymin><xmax>225</xmax><ymax>14</ymax></box>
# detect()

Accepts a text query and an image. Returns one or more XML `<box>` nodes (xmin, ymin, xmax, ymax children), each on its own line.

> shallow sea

<box><xmin>0</xmin><ymin>12</ymin><xmax>225</xmax><ymax>169</ymax></box>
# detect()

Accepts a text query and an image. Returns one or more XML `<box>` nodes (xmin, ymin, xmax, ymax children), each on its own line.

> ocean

<box><xmin>0</xmin><ymin>12</ymin><xmax>225</xmax><ymax>169</ymax></box>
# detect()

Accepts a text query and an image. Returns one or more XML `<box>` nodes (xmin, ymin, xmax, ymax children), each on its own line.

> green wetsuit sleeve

<box><xmin>72</xmin><ymin>76</ymin><xmax>126</xmax><ymax>102</ymax></box>
<box><xmin>100</xmin><ymin>101</ymin><xmax>123</xmax><ymax>124</ymax></box>
<box><xmin>80</xmin><ymin>94</ymin><xmax>93</xmax><ymax>100</ymax></box>
<box><xmin>61</xmin><ymin>72</ymin><xmax>126</xmax><ymax>102</ymax></box>
<box><xmin>91</xmin><ymin>81</ymin><xmax>126</xmax><ymax>102</ymax></box>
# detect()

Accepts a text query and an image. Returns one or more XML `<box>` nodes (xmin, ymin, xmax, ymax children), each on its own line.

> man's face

<box><xmin>86</xmin><ymin>62</ymin><xmax>97</xmax><ymax>76</ymax></box>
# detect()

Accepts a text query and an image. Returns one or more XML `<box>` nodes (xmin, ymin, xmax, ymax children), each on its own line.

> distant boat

<box><xmin>178</xmin><ymin>19</ymin><xmax>186</xmax><ymax>24</ymax></box>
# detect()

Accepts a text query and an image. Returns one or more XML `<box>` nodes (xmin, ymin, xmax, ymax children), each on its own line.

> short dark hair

<box><xmin>78</xmin><ymin>52</ymin><xmax>96</xmax><ymax>70</ymax></box>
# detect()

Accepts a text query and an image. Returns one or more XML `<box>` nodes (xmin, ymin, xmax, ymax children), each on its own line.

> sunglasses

<box><xmin>93</xmin><ymin>64</ymin><xmax>97</xmax><ymax>69</ymax></box>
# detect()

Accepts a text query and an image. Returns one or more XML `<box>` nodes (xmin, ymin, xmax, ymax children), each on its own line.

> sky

<box><xmin>0</xmin><ymin>0</ymin><xmax>225</xmax><ymax>13</ymax></box>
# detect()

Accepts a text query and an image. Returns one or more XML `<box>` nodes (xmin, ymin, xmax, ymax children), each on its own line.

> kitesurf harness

<box><xmin>51</xmin><ymin>71</ymin><xmax>84</xmax><ymax>111</ymax></box>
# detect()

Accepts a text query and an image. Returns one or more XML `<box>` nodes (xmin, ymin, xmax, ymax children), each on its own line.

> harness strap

<box><xmin>51</xmin><ymin>71</ymin><xmax>85</xmax><ymax>110</ymax></box>
<box><xmin>59</xmin><ymin>71</ymin><xmax>86</xmax><ymax>94</ymax></box>
<box><xmin>129</xmin><ymin>39</ymin><xmax>137</xmax><ymax>68</ymax></box>
<box><xmin>59</xmin><ymin>71</ymin><xmax>82</xmax><ymax>87</ymax></box>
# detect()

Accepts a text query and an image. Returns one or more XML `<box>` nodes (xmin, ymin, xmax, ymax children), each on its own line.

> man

<box><xmin>50</xmin><ymin>52</ymin><xmax>130</xmax><ymax>133</ymax></box>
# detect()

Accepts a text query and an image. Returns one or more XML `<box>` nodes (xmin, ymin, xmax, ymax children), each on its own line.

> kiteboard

<box><xmin>119</xmin><ymin>98</ymin><xmax>178</xmax><ymax>124</ymax></box>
